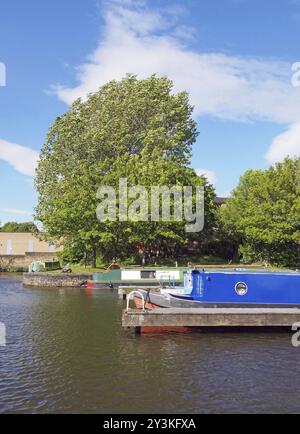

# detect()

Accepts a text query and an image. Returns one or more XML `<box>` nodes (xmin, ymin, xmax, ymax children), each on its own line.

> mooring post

<box><xmin>135</xmin><ymin>326</ymin><xmax>141</xmax><ymax>335</ymax></box>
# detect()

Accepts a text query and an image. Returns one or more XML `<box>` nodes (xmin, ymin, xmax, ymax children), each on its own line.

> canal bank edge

<box><xmin>22</xmin><ymin>272</ymin><xmax>92</xmax><ymax>287</ymax></box>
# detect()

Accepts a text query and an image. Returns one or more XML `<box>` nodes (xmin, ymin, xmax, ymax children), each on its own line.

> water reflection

<box><xmin>0</xmin><ymin>277</ymin><xmax>300</xmax><ymax>413</ymax></box>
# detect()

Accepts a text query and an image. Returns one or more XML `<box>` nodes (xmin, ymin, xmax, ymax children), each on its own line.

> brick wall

<box><xmin>0</xmin><ymin>252</ymin><xmax>58</xmax><ymax>270</ymax></box>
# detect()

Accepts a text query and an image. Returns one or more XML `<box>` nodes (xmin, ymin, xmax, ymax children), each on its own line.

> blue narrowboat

<box><xmin>134</xmin><ymin>269</ymin><xmax>300</xmax><ymax>309</ymax></box>
<box><xmin>190</xmin><ymin>269</ymin><xmax>300</xmax><ymax>305</ymax></box>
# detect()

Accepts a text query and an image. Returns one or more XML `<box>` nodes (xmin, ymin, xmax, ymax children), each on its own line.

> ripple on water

<box><xmin>1</xmin><ymin>277</ymin><xmax>300</xmax><ymax>413</ymax></box>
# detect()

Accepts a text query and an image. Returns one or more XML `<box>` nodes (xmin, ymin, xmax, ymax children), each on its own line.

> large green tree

<box><xmin>35</xmin><ymin>75</ymin><xmax>217</xmax><ymax>265</ymax></box>
<box><xmin>98</xmin><ymin>147</ymin><xmax>217</xmax><ymax>261</ymax></box>
<box><xmin>221</xmin><ymin>157</ymin><xmax>300</xmax><ymax>267</ymax></box>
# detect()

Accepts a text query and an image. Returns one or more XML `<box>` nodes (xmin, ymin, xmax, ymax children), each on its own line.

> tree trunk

<box><xmin>92</xmin><ymin>243</ymin><xmax>97</xmax><ymax>268</ymax></box>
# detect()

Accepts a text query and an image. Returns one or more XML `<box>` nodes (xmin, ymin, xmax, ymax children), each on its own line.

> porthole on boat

<box><xmin>235</xmin><ymin>282</ymin><xmax>248</xmax><ymax>296</ymax></box>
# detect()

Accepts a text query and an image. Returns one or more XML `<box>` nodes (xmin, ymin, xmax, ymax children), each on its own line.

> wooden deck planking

<box><xmin>122</xmin><ymin>307</ymin><xmax>300</xmax><ymax>328</ymax></box>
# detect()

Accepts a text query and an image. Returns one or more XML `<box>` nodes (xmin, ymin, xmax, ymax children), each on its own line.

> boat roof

<box><xmin>199</xmin><ymin>268</ymin><xmax>300</xmax><ymax>275</ymax></box>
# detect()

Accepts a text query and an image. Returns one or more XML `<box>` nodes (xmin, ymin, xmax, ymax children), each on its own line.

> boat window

<box><xmin>141</xmin><ymin>270</ymin><xmax>156</xmax><ymax>279</ymax></box>
<box><xmin>235</xmin><ymin>282</ymin><xmax>248</xmax><ymax>296</ymax></box>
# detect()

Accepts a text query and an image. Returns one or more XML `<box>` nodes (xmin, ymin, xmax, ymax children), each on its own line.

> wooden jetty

<box><xmin>122</xmin><ymin>307</ymin><xmax>300</xmax><ymax>332</ymax></box>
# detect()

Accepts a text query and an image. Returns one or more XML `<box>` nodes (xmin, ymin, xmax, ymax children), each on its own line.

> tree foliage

<box><xmin>35</xmin><ymin>75</ymin><xmax>217</xmax><ymax>265</ymax></box>
<box><xmin>0</xmin><ymin>221</ymin><xmax>38</xmax><ymax>233</ymax></box>
<box><xmin>220</xmin><ymin>157</ymin><xmax>300</xmax><ymax>267</ymax></box>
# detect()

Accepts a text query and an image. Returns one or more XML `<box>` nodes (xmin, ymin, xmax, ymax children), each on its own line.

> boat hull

<box><xmin>133</xmin><ymin>290</ymin><xmax>220</xmax><ymax>309</ymax></box>
<box><xmin>133</xmin><ymin>288</ymin><xmax>300</xmax><ymax>310</ymax></box>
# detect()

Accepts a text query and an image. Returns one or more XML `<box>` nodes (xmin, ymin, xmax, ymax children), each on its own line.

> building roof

<box><xmin>215</xmin><ymin>197</ymin><xmax>228</xmax><ymax>205</ymax></box>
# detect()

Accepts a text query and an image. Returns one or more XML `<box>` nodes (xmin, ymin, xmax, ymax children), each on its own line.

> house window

<box><xmin>6</xmin><ymin>240</ymin><xmax>12</xmax><ymax>255</ymax></box>
<box><xmin>28</xmin><ymin>240</ymin><xmax>34</xmax><ymax>252</ymax></box>
<box><xmin>49</xmin><ymin>242</ymin><xmax>55</xmax><ymax>253</ymax></box>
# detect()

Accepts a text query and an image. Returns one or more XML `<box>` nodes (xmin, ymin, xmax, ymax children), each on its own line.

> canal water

<box><xmin>1</xmin><ymin>276</ymin><xmax>300</xmax><ymax>414</ymax></box>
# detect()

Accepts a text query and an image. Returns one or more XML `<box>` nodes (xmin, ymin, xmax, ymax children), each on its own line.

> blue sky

<box><xmin>0</xmin><ymin>0</ymin><xmax>300</xmax><ymax>224</ymax></box>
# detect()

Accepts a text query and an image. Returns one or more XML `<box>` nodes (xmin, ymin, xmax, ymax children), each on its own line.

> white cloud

<box><xmin>52</xmin><ymin>1</ymin><xmax>300</xmax><ymax>127</ymax></box>
<box><xmin>218</xmin><ymin>189</ymin><xmax>232</xmax><ymax>198</ymax></box>
<box><xmin>195</xmin><ymin>168</ymin><xmax>217</xmax><ymax>185</ymax></box>
<box><xmin>266</xmin><ymin>123</ymin><xmax>300</xmax><ymax>164</ymax></box>
<box><xmin>0</xmin><ymin>208</ymin><xmax>32</xmax><ymax>216</ymax></box>
<box><xmin>0</xmin><ymin>139</ymin><xmax>39</xmax><ymax>177</ymax></box>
